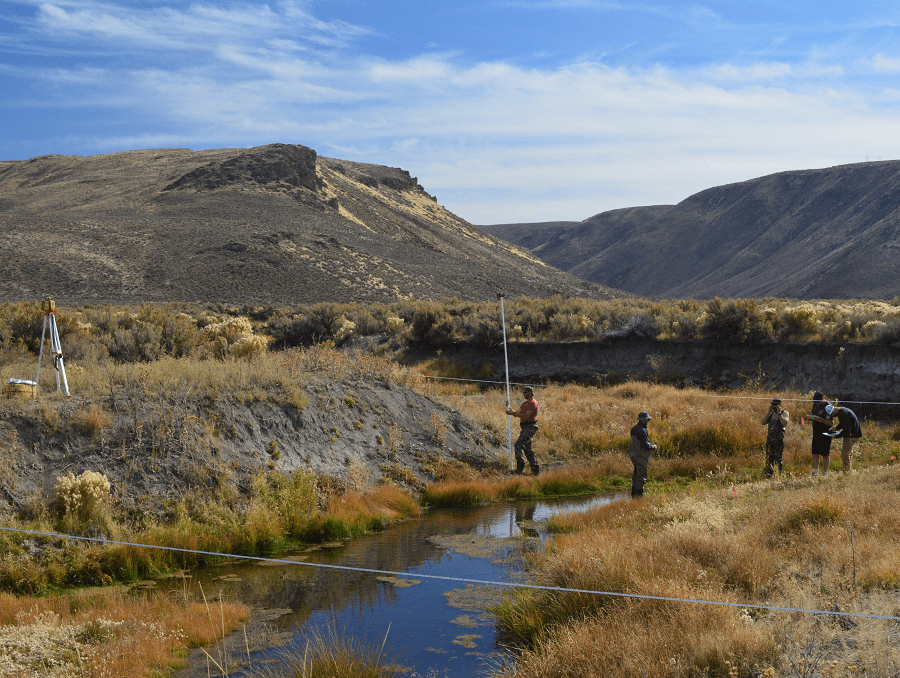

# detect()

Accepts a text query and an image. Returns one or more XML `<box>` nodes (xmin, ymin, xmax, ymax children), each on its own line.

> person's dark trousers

<box><xmin>630</xmin><ymin>447</ymin><xmax>651</xmax><ymax>498</ymax></box>
<box><xmin>765</xmin><ymin>440</ymin><xmax>784</xmax><ymax>478</ymax></box>
<box><xmin>514</xmin><ymin>423</ymin><xmax>539</xmax><ymax>474</ymax></box>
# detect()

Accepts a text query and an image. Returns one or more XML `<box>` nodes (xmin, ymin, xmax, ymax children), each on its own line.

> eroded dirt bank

<box><xmin>506</xmin><ymin>338</ymin><xmax>900</xmax><ymax>406</ymax></box>
<box><xmin>0</xmin><ymin>375</ymin><xmax>502</xmax><ymax>519</ymax></box>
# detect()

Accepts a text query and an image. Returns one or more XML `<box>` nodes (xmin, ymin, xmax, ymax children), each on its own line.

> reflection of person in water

<box><xmin>515</xmin><ymin>503</ymin><xmax>539</xmax><ymax>538</ymax></box>
<box><xmin>515</xmin><ymin>503</ymin><xmax>536</xmax><ymax>523</ymax></box>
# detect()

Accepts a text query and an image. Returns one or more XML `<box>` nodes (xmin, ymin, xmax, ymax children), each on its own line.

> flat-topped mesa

<box><xmin>163</xmin><ymin>143</ymin><xmax>320</xmax><ymax>193</ymax></box>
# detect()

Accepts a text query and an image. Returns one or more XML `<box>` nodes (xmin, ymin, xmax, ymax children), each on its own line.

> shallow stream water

<box><xmin>180</xmin><ymin>492</ymin><xmax>623</xmax><ymax>677</ymax></box>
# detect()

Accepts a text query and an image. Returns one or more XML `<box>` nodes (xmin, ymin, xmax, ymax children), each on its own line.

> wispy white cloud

<box><xmin>497</xmin><ymin>0</ymin><xmax>624</xmax><ymax>9</ymax></box>
<box><xmin>28</xmin><ymin>0</ymin><xmax>372</xmax><ymax>51</ymax></box>
<box><xmin>4</xmin><ymin>0</ymin><xmax>900</xmax><ymax>223</ymax></box>
<box><xmin>870</xmin><ymin>52</ymin><xmax>900</xmax><ymax>72</ymax></box>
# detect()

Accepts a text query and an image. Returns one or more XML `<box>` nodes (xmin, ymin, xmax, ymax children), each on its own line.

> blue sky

<box><xmin>2</xmin><ymin>1</ymin><xmax>900</xmax><ymax>224</ymax></box>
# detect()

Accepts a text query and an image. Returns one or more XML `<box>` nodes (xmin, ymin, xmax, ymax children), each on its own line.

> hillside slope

<box><xmin>482</xmin><ymin>161</ymin><xmax>900</xmax><ymax>299</ymax></box>
<box><xmin>0</xmin><ymin>144</ymin><xmax>624</xmax><ymax>305</ymax></box>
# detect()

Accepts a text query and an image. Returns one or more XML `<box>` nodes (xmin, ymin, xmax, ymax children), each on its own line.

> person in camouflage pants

<box><xmin>506</xmin><ymin>386</ymin><xmax>540</xmax><ymax>475</ymax></box>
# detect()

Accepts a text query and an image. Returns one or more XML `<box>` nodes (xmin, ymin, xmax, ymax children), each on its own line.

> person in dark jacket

<box><xmin>628</xmin><ymin>411</ymin><xmax>657</xmax><ymax>498</ymax></box>
<box><xmin>820</xmin><ymin>404</ymin><xmax>862</xmax><ymax>474</ymax></box>
<box><xmin>808</xmin><ymin>391</ymin><xmax>833</xmax><ymax>475</ymax></box>
<box><xmin>761</xmin><ymin>398</ymin><xmax>789</xmax><ymax>477</ymax></box>
<box><xmin>506</xmin><ymin>386</ymin><xmax>540</xmax><ymax>475</ymax></box>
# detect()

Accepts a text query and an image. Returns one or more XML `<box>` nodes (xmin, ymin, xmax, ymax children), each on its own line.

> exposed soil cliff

<box><xmin>506</xmin><ymin>339</ymin><xmax>900</xmax><ymax>411</ymax></box>
<box><xmin>0</xmin><ymin>374</ymin><xmax>503</xmax><ymax>520</ymax></box>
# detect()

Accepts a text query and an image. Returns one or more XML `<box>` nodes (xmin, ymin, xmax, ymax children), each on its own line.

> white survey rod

<box><xmin>498</xmin><ymin>293</ymin><xmax>514</xmax><ymax>470</ymax></box>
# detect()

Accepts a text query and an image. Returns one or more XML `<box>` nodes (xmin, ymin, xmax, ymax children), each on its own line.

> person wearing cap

<box><xmin>810</xmin><ymin>403</ymin><xmax>862</xmax><ymax>474</ymax></box>
<box><xmin>506</xmin><ymin>386</ymin><xmax>540</xmax><ymax>475</ymax></box>
<box><xmin>806</xmin><ymin>391</ymin><xmax>833</xmax><ymax>475</ymax></box>
<box><xmin>628</xmin><ymin>411</ymin><xmax>657</xmax><ymax>499</ymax></box>
<box><xmin>761</xmin><ymin>398</ymin><xmax>789</xmax><ymax>478</ymax></box>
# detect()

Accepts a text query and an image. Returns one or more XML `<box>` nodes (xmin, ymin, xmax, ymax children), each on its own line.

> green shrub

<box><xmin>777</xmin><ymin>306</ymin><xmax>819</xmax><ymax>340</ymax></box>
<box><xmin>702</xmin><ymin>297</ymin><xmax>773</xmax><ymax>343</ymax></box>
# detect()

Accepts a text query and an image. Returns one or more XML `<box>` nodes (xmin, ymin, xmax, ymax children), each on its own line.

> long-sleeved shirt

<box><xmin>629</xmin><ymin>423</ymin><xmax>654</xmax><ymax>450</ymax></box>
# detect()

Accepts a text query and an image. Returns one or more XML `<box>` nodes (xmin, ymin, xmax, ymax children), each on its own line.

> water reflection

<box><xmin>179</xmin><ymin>493</ymin><xmax>621</xmax><ymax>678</ymax></box>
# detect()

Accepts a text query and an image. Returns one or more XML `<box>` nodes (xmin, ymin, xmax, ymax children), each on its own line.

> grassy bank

<box><xmin>0</xmin><ymin>344</ymin><xmax>436</xmax><ymax>593</ymax></box>
<box><xmin>0</xmin><ymin>479</ymin><xmax>421</xmax><ymax>595</ymax></box>
<box><xmin>0</xmin><ymin>583</ymin><xmax>248</xmax><ymax>678</ymax></box>
<box><xmin>423</xmin><ymin>465</ymin><xmax>628</xmax><ymax>507</ymax></box>
<box><xmin>490</xmin><ymin>467</ymin><xmax>900</xmax><ymax>677</ymax></box>
<box><xmin>417</xmin><ymin>378</ymin><xmax>899</xmax><ymax>502</ymax></box>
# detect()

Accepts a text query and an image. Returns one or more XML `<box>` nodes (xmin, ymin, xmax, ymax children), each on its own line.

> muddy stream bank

<box><xmin>170</xmin><ymin>493</ymin><xmax>621</xmax><ymax>678</ymax></box>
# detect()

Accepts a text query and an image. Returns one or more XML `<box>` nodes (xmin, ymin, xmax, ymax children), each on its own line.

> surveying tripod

<box><xmin>35</xmin><ymin>297</ymin><xmax>70</xmax><ymax>397</ymax></box>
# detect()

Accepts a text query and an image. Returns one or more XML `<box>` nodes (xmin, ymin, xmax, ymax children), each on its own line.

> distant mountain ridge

<box><xmin>481</xmin><ymin>161</ymin><xmax>900</xmax><ymax>299</ymax></box>
<box><xmin>0</xmin><ymin>144</ymin><xmax>625</xmax><ymax>305</ymax></box>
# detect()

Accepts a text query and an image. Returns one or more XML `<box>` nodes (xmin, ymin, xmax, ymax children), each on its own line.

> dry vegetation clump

<box><xmin>54</xmin><ymin>470</ymin><xmax>114</xmax><ymax>537</ymax></box>
<box><xmin>250</xmin><ymin>624</ymin><xmax>402</xmax><ymax>678</ymax></box>
<box><xmin>304</xmin><ymin>483</ymin><xmax>422</xmax><ymax>541</ymax></box>
<box><xmin>0</xmin><ymin>585</ymin><xmax>247</xmax><ymax>678</ymax></box>
<box><xmin>493</xmin><ymin>467</ymin><xmax>900</xmax><ymax>678</ymax></box>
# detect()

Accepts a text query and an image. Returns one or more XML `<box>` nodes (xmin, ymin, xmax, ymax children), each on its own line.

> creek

<box><xmin>176</xmin><ymin>492</ymin><xmax>622</xmax><ymax>678</ymax></box>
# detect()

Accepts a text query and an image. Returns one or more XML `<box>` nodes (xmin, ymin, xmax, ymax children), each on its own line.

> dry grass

<box><xmin>0</xmin><ymin>343</ymin><xmax>399</xmax><ymax>410</ymax></box>
<box><xmin>424</xmin><ymin>465</ymin><xmax>626</xmax><ymax>507</ymax></box>
<box><xmin>249</xmin><ymin>623</ymin><xmax>401</xmax><ymax>678</ymax></box>
<box><xmin>413</xmin><ymin>377</ymin><xmax>895</xmax><ymax>481</ymax></box>
<box><xmin>494</xmin><ymin>466</ymin><xmax>900</xmax><ymax>677</ymax></box>
<box><xmin>0</xmin><ymin>584</ymin><xmax>248</xmax><ymax>678</ymax></box>
<box><xmin>303</xmin><ymin>484</ymin><xmax>422</xmax><ymax>541</ymax></box>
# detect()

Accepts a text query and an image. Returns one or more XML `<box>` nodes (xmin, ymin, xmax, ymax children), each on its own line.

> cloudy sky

<box><xmin>2</xmin><ymin>1</ymin><xmax>900</xmax><ymax>224</ymax></box>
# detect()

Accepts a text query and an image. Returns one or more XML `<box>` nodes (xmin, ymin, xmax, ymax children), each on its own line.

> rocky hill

<box><xmin>481</xmin><ymin>161</ymin><xmax>900</xmax><ymax>299</ymax></box>
<box><xmin>0</xmin><ymin>144</ymin><xmax>624</xmax><ymax>306</ymax></box>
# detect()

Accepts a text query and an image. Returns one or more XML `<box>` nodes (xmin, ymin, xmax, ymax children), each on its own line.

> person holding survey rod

<box><xmin>506</xmin><ymin>385</ymin><xmax>541</xmax><ymax>475</ymax></box>
<box><xmin>498</xmin><ymin>293</ymin><xmax>540</xmax><ymax>475</ymax></box>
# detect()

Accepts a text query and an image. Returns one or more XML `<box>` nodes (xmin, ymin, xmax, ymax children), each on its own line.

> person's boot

<box><xmin>530</xmin><ymin>464</ymin><xmax>540</xmax><ymax>476</ymax></box>
<box><xmin>514</xmin><ymin>461</ymin><xmax>525</xmax><ymax>475</ymax></box>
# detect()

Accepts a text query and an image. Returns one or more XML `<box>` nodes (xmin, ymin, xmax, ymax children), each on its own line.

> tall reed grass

<box><xmin>249</xmin><ymin>624</ymin><xmax>401</xmax><ymax>678</ymax></box>
<box><xmin>493</xmin><ymin>466</ymin><xmax>900</xmax><ymax>677</ymax></box>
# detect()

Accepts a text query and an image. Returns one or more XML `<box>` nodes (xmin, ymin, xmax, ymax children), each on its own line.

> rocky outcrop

<box><xmin>507</xmin><ymin>339</ymin><xmax>900</xmax><ymax>410</ymax></box>
<box><xmin>164</xmin><ymin>143</ymin><xmax>320</xmax><ymax>192</ymax></box>
<box><xmin>323</xmin><ymin>158</ymin><xmax>435</xmax><ymax>199</ymax></box>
